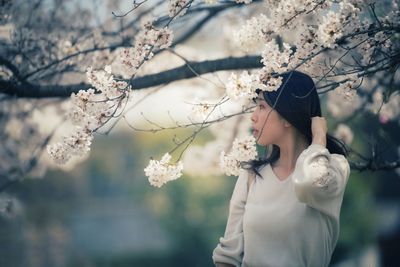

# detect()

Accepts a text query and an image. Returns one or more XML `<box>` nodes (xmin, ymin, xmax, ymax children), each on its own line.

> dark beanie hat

<box><xmin>256</xmin><ymin>71</ymin><xmax>321</xmax><ymax>142</ymax></box>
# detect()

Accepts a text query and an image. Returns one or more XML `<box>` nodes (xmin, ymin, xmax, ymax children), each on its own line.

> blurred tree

<box><xmin>0</xmin><ymin>3</ymin><xmax>399</xmax><ymax>266</ymax></box>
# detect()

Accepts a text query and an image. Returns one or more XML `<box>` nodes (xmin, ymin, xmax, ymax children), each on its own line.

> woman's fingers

<box><xmin>311</xmin><ymin>117</ymin><xmax>327</xmax><ymax>136</ymax></box>
<box><xmin>311</xmin><ymin>117</ymin><xmax>327</xmax><ymax>147</ymax></box>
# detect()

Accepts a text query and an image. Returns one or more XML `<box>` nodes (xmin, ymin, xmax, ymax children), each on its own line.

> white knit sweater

<box><xmin>212</xmin><ymin>144</ymin><xmax>350</xmax><ymax>267</ymax></box>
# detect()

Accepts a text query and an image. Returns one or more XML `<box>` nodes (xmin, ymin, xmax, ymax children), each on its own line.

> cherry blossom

<box><xmin>334</xmin><ymin>124</ymin><xmax>354</xmax><ymax>145</ymax></box>
<box><xmin>219</xmin><ymin>135</ymin><xmax>257</xmax><ymax>176</ymax></box>
<box><xmin>144</xmin><ymin>153</ymin><xmax>184</xmax><ymax>188</ymax></box>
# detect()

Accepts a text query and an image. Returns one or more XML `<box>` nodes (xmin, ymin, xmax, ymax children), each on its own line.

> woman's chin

<box><xmin>255</xmin><ymin>139</ymin><xmax>267</xmax><ymax>146</ymax></box>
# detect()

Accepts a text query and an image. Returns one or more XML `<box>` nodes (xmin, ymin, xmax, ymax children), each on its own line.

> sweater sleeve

<box><xmin>212</xmin><ymin>169</ymin><xmax>248</xmax><ymax>267</ymax></box>
<box><xmin>292</xmin><ymin>143</ymin><xmax>350</xmax><ymax>217</ymax></box>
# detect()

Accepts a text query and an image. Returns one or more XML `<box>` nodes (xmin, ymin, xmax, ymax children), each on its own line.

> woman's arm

<box><xmin>212</xmin><ymin>169</ymin><xmax>248</xmax><ymax>266</ymax></box>
<box><xmin>311</xmin><ymin>116</ymin><xmax>327</xmax><ymax>147</ymax></box>
<box><xmin>291</xmin><ymin>116</ymin><xmax>350</xmax><ymax>217</ymax></box>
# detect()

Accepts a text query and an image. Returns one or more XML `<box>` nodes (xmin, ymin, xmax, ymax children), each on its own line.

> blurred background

<box><xmin>1</xmin><ymin>0</ymin><xmax>400</xmax><ymax>267</ymax></box>
<box><xmin>1</xmin><ymin>114</ymin><xmax>400</xmax><ymax>267</ymax></box>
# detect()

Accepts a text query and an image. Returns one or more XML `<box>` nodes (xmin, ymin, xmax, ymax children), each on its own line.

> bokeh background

<box><xmin>1</xmin><ymin>0</ymin><xmax>400</xmax><ymax>267</ymax></box>
<box><xmin>1</xmin><ymin>112</ymin><xmax>400</xmax><ymax>267</ymax></box>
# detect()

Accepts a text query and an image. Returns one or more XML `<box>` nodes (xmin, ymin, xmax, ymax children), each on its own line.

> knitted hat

<box><xmin>256</xmin><ymin>71</ymin><xmax>321</xmax><ymax>142</ymax></box>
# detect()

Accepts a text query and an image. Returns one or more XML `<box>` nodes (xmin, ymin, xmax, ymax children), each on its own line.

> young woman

<box><xmin>212</xmin><ymin>71</ymin><xmax>350</xmax><ymax>267</ymax></box>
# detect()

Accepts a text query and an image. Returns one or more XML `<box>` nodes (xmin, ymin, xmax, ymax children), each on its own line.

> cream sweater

<box><xmin>212</xmin><ymin>144</ymin><xmax>350</xmax><ymax>267</ymax></box>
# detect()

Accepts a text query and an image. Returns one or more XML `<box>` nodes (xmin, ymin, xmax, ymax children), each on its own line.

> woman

<box><xmin>212</xmin><ymin>71</ymin><xmax>350</xmax><ymax>267</ymax></box>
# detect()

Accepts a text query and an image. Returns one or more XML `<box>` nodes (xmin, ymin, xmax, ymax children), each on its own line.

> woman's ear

<box><xmin>283</xmin><ymin>120</ymin><xmax>292</xmax><ymax>128</ymax></box>
<box><xmin>279</xmin><ymin>115</ymin><xmax>292</xmax><ymax>128</ymax></box>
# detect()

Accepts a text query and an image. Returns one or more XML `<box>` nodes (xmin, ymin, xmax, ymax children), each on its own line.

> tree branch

<box><xmin>350</xmin><ymin>160</ymin><xmax>400</xmax><ymax>172</ymax></box>
<box><xmin>0</xmin><ymin>55</ymin><xmax>263</xmax><ymax>98</ymax></box>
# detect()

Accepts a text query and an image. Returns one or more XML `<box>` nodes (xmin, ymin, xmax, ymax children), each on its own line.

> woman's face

<box><xmin>251</xmin><ymin>93</ymin><xmax>287</xmax><ymax>146</ymax></box>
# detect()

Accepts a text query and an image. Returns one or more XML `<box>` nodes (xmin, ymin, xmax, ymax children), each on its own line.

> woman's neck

<box><xmin>274</xmin><ymin>132</ymin><xmax>308</xmax><ymax>172</ymax></box>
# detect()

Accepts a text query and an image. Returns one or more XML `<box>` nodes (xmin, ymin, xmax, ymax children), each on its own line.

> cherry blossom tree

<box><xmin>0</xmin><ymin>0</ymin><xmax>399</xmax><ymax>200</ymax></box>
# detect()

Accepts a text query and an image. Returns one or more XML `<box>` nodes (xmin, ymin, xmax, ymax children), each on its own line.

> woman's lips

<box><xmin>252</xmin><ymin>129</ymin><xmax>259</xmax><ymax>136</ymax></box>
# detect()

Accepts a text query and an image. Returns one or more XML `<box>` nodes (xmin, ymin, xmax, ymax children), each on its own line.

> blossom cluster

<box><xmin>233</xmin><ymin>0</ymin><xmax>324</xmax><ymax>51</ymax></box>
<box><xmin>219</xmin><ymin>135</ymin><xmax>257</xmax><ymax>176</ymax></box>
<box><xmin>225</xmin><ymin>69</ymin><xmax>283</xmax><ymax>103</ymax></box>
<box><xmin>234</xmin><ymin>14</ymin><xmax>273</xmax><ymax>52</ymax></box>
<box><xmin>226</xmin><ymin>38</ymin><xmax>294</xmax><ymax>102</ymax></box>
<box><xmin>260</xmin><ymin>41</ymin><xmax>292</xmax><ymax>76</ymax></box>
<box><xmin>168</xmin><ymin>0</ymin><xmax>190</xmax><ymax>17</ymax></box>
<box><xmin>336</xmin><ymin>74</ymin><xmax>360</xmax><ymax>101</ymax></box>
<box><xmin>226</xmin><ymin>71</ymin><xmax>258</xmax><ymax>101</ymax></box>
<box><xmin>122</xmin><ymin>18</ymin><xmax>174</xmax><ymax>76</ymax></box>
<box><xmin>229</xmin><ymin>0</ymin><xmax>369</xmax><ymax>104</ymax></box>
<box><xmin>47</xmin><ymin>127</ymin><xmax>94</xmax><ymax>165</ymax></box>
<box><xmin>240</xmin><ymin>0</ymin><xmax>330</xmax><ymax>35</ymax></box>
<box><xmin>190</xmin><ymin>101</ymin><xmax>215</xmax><ymax>121</ymax></box>
<box><xmin>293</xmin><ymin>25</ymin><xmax>320</xmax><ymax>62</ymax></box>
<box><xmin>47</xmin><ymin>65</ymin><xmax>127</xmax><ymax>165</ymax></box>
<box><xmin>358</xmin><ymin>29</ymin><xmax>395</xmax><ymax>66</ymax></box>
<box><xmin>318</xmin><ymin>2</ymin><xmax>362</xmax><ymax>48</ymax></box>
<box><xmin>368</xmin><ymin>89</ymin><xmax>400</xmax><ymax>124</ymax></box>
<box><xmin>42</xmin><ymin>0</ymin><xmax>398</xmax><ymax>186</ymax></box>
<box><xmin>144</xmin><ymin>153</ymin><xmax>183</xmax><ymax>187</ymax></box>
<box><xmin>327</xmin><ymin>88</ymin><xmax>362</xmax><ymax>119</ymax></box>
<box><xmin>334</xmin><ymin>123</ymin><xmax>354</xmax><ymax>145</ymax></box>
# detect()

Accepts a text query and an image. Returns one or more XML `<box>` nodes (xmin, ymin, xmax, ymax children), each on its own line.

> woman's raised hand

<box><xmin>311</xmin><ymin>116</ymin><xmax>327</xmax><ymax>147</ymax></box>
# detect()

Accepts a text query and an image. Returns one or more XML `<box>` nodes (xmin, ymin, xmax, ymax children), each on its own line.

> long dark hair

<box><xmin>245</xmin><ymin>70</ymin><xmax>349</xmax><ymax>177</ymax></box>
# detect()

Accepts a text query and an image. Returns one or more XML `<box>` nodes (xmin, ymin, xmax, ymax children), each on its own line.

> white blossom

<box><xmin>219</xmin><ymin>135</ymin><xmax>257</xmax><ymax>176</ymax></box>
<box><xmin>259</xmin><ymin>41</ymin><xmax>293</xmax><ymax>85</ymax></box>
<box><xmin>327</xmin><ymin>88</ymin><xmax>362</xmax><ymax>119</ymax></box>
<box><xmin>47</xmin><ymin>127</ymin><xmax>93</xmax><ymax>165</ymax></box>
<box><xmin>189</xmin><ymin>101</ymin><xmax>215</xmax><ymax>121</ymax></box>
<box><xmin>231</xmin><ymin>135</ymin><xmax>258</xmax><ymax>162</ymax></box>
<box><xmin>121</xmin><ymin>21</ymin><xmax>174</xmax><ymax>75</ymax></box>
<box><xmin>219</xmin><ymin>151</ymin><xmax>241</xmax><ymax>176</ymax></box>
<box><xmin>368</xmin><ymin>90</ymin><xmax>400</xmax><ymax>124</ymax></box>
<box><xmin>293</xmin><ymin>25</ymin><xmax>321</xmax><ymax>61</ymax></box>
<box><xmin>70</xmin><ymin>88</ymin><xmax>96</xmax><ymax>110</ymax></box>
<box><xmin>48</xmin><ymin>66</ymin><xmax>122</xmax><ymax>165</ymax></box>
<box><xmin>336</xmin><ymin>78</ymin><xmax>359</xmax><ymax>101</ymax></box>
<box><xmin>334</xmin><ymin>124</ymin><xmax>354</xmax><ymax>145</ymax></box>
<box><xmin>318</xmin><ymin>11</ymin><xmax>343</xmax><ymax>48</ymax></box>
<box><xmin>144</xmin><ymin>153</ymin><xmax>184</xmax><ymax>187</ymax></box>
<box><xmin>86</xmin><ymin>65</ymin><xmax>125</xmax><ymax>98</ymax></box>
<box><xmin>168</xmin><ymin>0</ymin><xmax>190</xmax><ymax>17</ymax></box>
<box><xmin>47</xmin><ymin>143</ymin><xmax>72</xmax><ymax>165</ymax></box>
<box><xmin>68</xmin><ymin>68</ymin><xmax>119</xmax><ymax>132</ymax></box>
<box><xmin>156</xmin><ymin>28</ymin><xmax>174</xmax><ymax>49</ymax></box>
<box><xmin>63</xmin><ymin>127</ymin><xmax>93</xmax><ymax>157</ymax></box>
<box><xmin>262</xmin><ymin>76</ymin><xmax>283</xmax><ymax>92</ymax></box>
<box><xmin>104</xmin><ymin>65</ymin><xmax>112</xmax><ymax>74</ymax></box>
<box><xmin>226</xmin><ymin>71</ymin><xmax>259</xmax><ymax>101</ymax></box>
<box><xmin>263</xmin><ymin>0</ymin><xmax>330</xmax><ymax>30</ymax></box>
<box><xmin>318</xmin><ymin>1</ymin><xmax>361</xmax><ymax>48</ymax></box>
<box><xmin>234</xmin><ymin>14</ymin><xmax>273</xmax><ymax>52</ymax></box>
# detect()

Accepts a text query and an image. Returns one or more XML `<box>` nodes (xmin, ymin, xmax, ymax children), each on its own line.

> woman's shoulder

<box><xmin>331</xmin><ymin>153</ymin><xmax>351</xmax><ymax>178</ymax></box>
<box><xmin>300</xmin><ymin>143</ymin><xmax>350</xmax><ymax>172</ymax></box>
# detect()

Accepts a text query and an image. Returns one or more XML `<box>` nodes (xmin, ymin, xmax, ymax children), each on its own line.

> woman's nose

<box><xmin>251</xmin><ymin>110</ymin><xmax>257</xmax><ymax>123</ymax></box>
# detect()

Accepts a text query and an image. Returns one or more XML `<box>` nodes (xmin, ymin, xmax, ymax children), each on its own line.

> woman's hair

<box><xmin>245</xmin><ymin>70</ymin><xmax>349</xmax><ymax>177</ymax></box>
